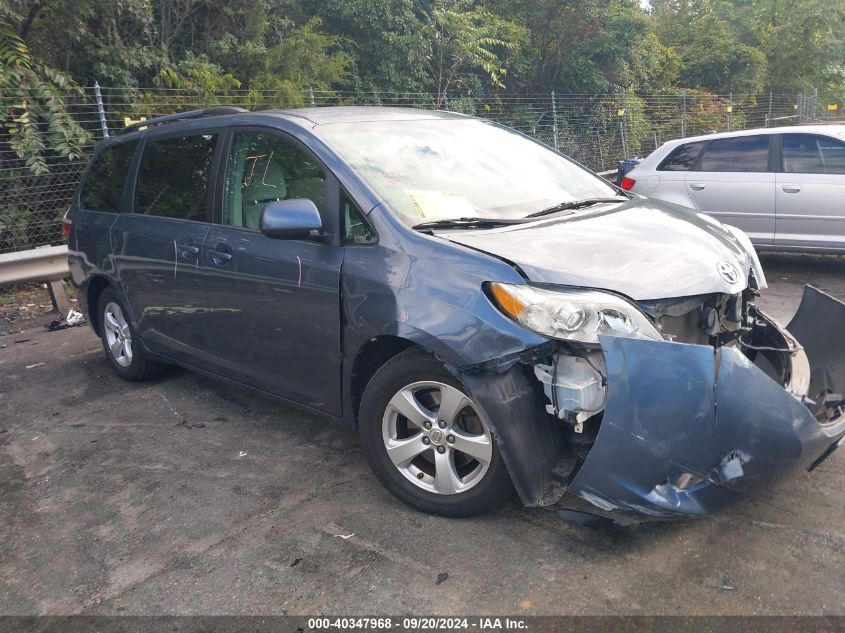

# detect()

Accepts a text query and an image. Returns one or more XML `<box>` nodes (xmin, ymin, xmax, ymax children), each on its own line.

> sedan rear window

<box><xmin>697</xmin><ymin>135</ymin><xmax>769</xmax><ymax>172</ymax></box>
<box><xmin>80</xmin><ymin>141</ymin><xmax>137</xmax><ymax>212</ymax></box>
<box><xmin>657</xmin><ymin>141</ymin><xmax>706</xmax><ymax>171</ymax></box>
<box><xmin>782</xmin><ymin>134</ymin><xmax>845</xmax><ymax>175</ymax></box>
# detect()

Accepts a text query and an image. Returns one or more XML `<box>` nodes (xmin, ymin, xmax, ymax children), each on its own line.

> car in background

<box><xmin>621</xmin><ymin>125</ymin><xmax>845</xmax><ymax>253</ymax></box>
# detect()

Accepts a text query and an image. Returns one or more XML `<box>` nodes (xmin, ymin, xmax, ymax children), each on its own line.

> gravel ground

<box><xmin>0</xmin><ymin>252</ymin><xmax>844</xmax><ymax>616</ymax></box>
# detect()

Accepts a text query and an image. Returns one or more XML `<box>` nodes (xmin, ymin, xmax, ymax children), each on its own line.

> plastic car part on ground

<box><xmin>47</xmin><ymin>309</ymin><xmax>86</xmax><ymax>332</ymax></box>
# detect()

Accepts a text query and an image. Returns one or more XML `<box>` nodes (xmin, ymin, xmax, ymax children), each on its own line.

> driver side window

<box><xmin>223</xmin><ymin>131</ymin><xmax>326</xmax><ymax>229</ymax></box>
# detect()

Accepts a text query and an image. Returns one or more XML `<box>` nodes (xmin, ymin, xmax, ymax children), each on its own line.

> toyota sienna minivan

<box><xmin>66</xmin><ymin>106</ymin><xmax>845</xmax><ymax>524</ymax></box>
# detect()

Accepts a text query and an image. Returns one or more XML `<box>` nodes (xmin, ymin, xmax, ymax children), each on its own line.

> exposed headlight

<box><xmin>489</xmin><ymin>282</ymin><xmax>663</xmax><ymax>343</ymax></box>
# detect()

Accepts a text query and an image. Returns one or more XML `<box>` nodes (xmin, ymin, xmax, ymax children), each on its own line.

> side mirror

<box><xmin>259</xmin><ymin>199</ymin><xmax>323</xmax><ymax>240</ymax></box>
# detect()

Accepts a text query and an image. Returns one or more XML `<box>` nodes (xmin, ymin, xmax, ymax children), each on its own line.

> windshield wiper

<box><xmin>412</xmin><ymin>217</ymin><xmax>524</xmax><ymax>231</ymax></box>
<box><xmin>524</xmin><ymin>196</ymin><xmax>628</xmax><ymax>219</ymax></box>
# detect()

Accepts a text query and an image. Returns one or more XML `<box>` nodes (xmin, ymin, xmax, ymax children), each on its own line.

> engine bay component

<box><xmin>534</xmin><ymin>353</ymin><xmax>606</xmax><ymax>432</ymax></box>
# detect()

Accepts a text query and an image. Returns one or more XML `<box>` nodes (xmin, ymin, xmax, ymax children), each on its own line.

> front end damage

<box><xmin>459</xmin><ymin>285</ymin><xmax>845</xmax><ymax>523</ymax></box>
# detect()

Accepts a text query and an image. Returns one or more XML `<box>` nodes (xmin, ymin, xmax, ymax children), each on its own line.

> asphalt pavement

<box><xmin>1</xmin><ymin>252</ymin><xmax>844</xmax><ymax>616</ymax></box>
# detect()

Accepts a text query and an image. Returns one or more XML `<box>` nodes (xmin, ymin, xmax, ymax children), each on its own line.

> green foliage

<box><xmin>423</xmin><ymin>0</ymin><xmax>527</xmax><ymax>104</ymax></box>
<box><xmin>489</xmin><ymin>0</ymin><xmax>680</xmax><ymax>94</ymax></box>
<box><xmin>751</xmin><ymin>0</ymin><xmax>845</xmax><ymax>100</ymax></box>
<box><xmin>653</xmin><ymin>0</ymin><xmax>844</xmax><ymax>100</ymax></box>
<box><xmin>4</xmin><ymin>0</ymin><xmax>845</xmax><ymax>110</ymax></box>
<box><xmin>655</xmin><ymin>3</ymin><xmax>767</xmax><ymax>94</ymax></box>
<box><xmin>0</xmin><ymin>21</ymin><xmax>88</xmax><ymax>175</ymax></box>
<box><xmin>154</xmin><ymin>54</ymin><xmax>242</xmax><ymax>99</ymax></box>
<box><xmin>314</xmin><ymin>0</ymin><xmax>430</xmax><ymax>93</ymax></box>
<box><xmin>248</xmin><ymin>17</ymin><xmax>351</xmax><ymax>105</ymax></box>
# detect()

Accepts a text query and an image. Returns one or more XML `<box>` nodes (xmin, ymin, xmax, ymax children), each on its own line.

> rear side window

<box><xmin>80</xmin><ymin>141</ymin><xmax>137</xmax><ymax>211</ymax></box>
<box><xmin>782</xmin><ymin>134</ymin><xmax>845</xmax><ymax>175</ymax></box>
<box><xmin>135</xmin><ymin>134</ymin><xmax>218</xmax><ymax>221</ymax></box>
<box><xmin>698</xmin><ymin>135</ymin><xmax>769</xmax><ymax>172</ymax></box>
<box><xmin>657</xmin><ymin>141</ymin><xmax>707</xmax><ymax>171</ymax></box>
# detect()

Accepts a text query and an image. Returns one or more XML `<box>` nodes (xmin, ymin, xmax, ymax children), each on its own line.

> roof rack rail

<box><xmin>119</xmin><ymin>106</ymin><xmax>249</xmax><ymax>135</ymax></box>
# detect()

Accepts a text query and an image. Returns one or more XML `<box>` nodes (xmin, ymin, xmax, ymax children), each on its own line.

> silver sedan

<box><xmin>622</xmin><ymin>124</ymin><xmax>845</xmax><ymax>252</ymax></box>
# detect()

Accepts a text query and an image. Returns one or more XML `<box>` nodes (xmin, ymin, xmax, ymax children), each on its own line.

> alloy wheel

<box><xmin>103</xmin><ymin>301</ymin><xmax>133</xmax><ymax>368</ymax></box>
<box><xmin>382</xmin><ymin>381</ymin><xmax>493</xmax><ymax>495</ymax></box>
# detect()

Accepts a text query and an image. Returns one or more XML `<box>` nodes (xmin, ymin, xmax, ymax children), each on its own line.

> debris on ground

<box><xmin>436</xmin><ymin>572</ymin><xmax>449</xmax><ymax>585</ymax></box>
<box><xmin>25</xmin><ymin>362</ymin><xmax>46</xmax><ymax>369</ymax></box>
<box><xmin>177</xmin><ymin>419</ymin><xmax>206</xmax><ymax>430</ymax></box>
<box><xmin>1</xmin><ymin>282</ymin><xmax>79</xmax><ymax>335</ymax></box>
<box><xmin>48</xmin><ymin>309</ymin><xmax>86</xmax><ymax>331</ymax></box>
<box><xmin>334</xmin><ymin>533</ymin><xmax>355</xmax><ymax>540</ymax></box>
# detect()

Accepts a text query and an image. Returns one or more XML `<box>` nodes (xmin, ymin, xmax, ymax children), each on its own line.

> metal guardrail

<box><xmin>0</xmin><ymin>244</ymin><xmax>69</xmax><ymax>286</ymax></box>
<box><xmin>0</xmin><ymin>244</ymin><xmax>71</xmax><ymax>315</ymax></box>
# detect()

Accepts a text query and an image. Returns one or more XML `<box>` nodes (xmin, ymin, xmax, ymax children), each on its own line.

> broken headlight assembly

<box><xmin>488</xmin><ymin>282</ymin><xmax>663</xmax><ymax>344</ymax></box>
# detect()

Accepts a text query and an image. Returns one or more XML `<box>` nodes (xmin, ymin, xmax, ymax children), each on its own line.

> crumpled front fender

<box><xmin>567</xmin><ymin>286</ymin><xmax>845</xmax><ymax>520</ymax></box>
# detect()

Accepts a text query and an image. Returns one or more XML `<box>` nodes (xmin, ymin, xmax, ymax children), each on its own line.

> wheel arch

<box><xmin>349</xmin><ymin>335</ymin><xmax>422</xmax><ymax>421</ymax></box>
<box><xmin>86</xmin><ymin>275</ymin><xmax>116</xmax><ymax>336</ymax></box>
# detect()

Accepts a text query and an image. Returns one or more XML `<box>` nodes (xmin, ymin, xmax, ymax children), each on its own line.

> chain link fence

<box><xmin>1</xmin><ymin>86</ymin><xmax>841</xmax><ymax>255</ymax></box>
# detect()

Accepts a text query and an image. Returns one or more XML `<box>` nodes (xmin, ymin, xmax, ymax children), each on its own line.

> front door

<box><xmin>112</xmin><ymin>132</ymin><xmax>219</xmax><ymax>362</ymax></box>
<box><xmin>193</xmin><ymin>129</ymin><xmax>344</xmax><ymax>415</ymax></box>
<box><xmin>775</xmin><ymin>132</ymin><xmax>845</xmax><ymax>250</ymax></box>
<box><xmin>684</xmin><ymin>134</ymin><xmax>776</xmax><ymax>245</ymax></box>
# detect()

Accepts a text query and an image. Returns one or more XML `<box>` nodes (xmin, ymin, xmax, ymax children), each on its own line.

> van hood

<box><xmin>441</xmin><ymin>199</ymin><xmax>754</xmax><ymax>301</ymax></box>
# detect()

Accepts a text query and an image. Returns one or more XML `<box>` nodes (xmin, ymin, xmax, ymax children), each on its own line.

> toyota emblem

<box><xmin>717</xmin><ymin>261</ymin><xmax>740</xmax><ymax>284</ymax></box>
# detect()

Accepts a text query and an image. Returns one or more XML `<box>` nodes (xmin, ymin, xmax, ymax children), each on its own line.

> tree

<box><xmin>752</xmin><ymin>0</ymin><xmax>845</xmax><ymax>99</ymax></box>
<box><xmin>0</xmin><ymin>20</ymin><xmax>87</xmax><ymax>174</ymax></box>
<box><xmin>423</xmin><ymin>0</ymin><xmax>527</xmax><ymax>105</ymax></box>
<box><xmin>247</xmin><ymin>17</ymin><xmax>351</xmax><ymax>107</ymax></box>
<box><xmin>312</xmin><ymin>0</ymin><xmax>431</xmax><ymax>93</ymax></box>
<box><xmin>489</xmin><ymin>0</ymin><xmax>678</xmax><ymax>94</ymax></box>
<box><xmin>673</xmin><ymin>13</ymin><xmax>767</xmax><ymax>94</ymax></box>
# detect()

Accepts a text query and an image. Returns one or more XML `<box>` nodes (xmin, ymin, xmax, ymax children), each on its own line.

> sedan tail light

<box><xmin>620</xmin><ymin>176</ymin><xmax>636</xmax><ymax>191</ymax></box>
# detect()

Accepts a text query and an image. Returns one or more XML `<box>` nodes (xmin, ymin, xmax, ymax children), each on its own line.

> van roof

<box><xmin>117</xmin><ymin>105</ymin><xmax>468</xmax><ymax>137</ymax></box>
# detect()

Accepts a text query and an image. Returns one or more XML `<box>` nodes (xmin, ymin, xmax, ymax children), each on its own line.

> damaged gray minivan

<box><xmin>66</xmin><ymin>106</ymin><xmax>845</xmax><ymax>524</ymax></box>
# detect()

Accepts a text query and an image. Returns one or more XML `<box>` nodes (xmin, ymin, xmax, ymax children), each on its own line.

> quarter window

<box><xmin>342</xmin><ymin>193</ymin><xmax>377</xmax><ymax>245</ymax></box>
<box><xmin>657</xmin><ymin>141</ymin><xmax>707</xmax><ymax>171</ymax></box>
<box><xmin>80</xmin><ymin>141</ymin><xmax>137</xmax><ymax>211</ymax></box>
<box><xmin>782</xmin><ymin>134</ymin><xmax>845</xmax><ymax>175</ymax></box>
<box><xmin>134</xmin><ymin>134</ymin><xmax>217</xmax><ymax>221</ymax></box>
<box><xmin>697</xmin><ymin>135</ymin><xmax>769</xmax><ymax>172</ymax></box>
<box><xmin>223</xmin><ymin>131</ymin><xmax>326</xmax><ymax>229</ymax></box>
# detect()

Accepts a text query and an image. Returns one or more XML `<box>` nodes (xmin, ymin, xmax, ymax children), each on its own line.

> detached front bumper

<box><xmin>462</xmin><ymin>286</ymin><xmax>845</xmax><ymax>523</ymax></box>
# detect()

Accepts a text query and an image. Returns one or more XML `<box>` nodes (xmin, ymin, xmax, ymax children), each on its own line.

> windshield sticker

<box><xmin>406</xmin><ymin>190</ymin><xmax>475</xmax><ymax>219</ymax></box>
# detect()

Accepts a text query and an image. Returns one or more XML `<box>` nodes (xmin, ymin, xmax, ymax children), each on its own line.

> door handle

<box><xmin>689</xmin><ymin>183</ymin><xmax>706</xmax><ymax>191</ymax></box>
<box><xmin>207</xmin><ymin>244</ymin><xmax>232</xmax><ymax>265</ymax></box>
<box><xmin>781</xmin><ymin>184</ymin><xmax>803</xmax><ymax>193</ymax></box>
<box><xmin>176</xmin><ymin>241</ymin><xmax>200</xmax><ymax>258</ymax></box>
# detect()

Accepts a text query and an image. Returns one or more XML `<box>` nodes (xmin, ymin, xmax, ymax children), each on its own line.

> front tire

<box><xmin>358</xmin><ymin>348</ymin><xmax>513</xmax><ymax>517</ymax></box>
<box><xmin>98</xmin><ymin>288</ymin><xmax>165</xmax><ymax>381</ymax></box>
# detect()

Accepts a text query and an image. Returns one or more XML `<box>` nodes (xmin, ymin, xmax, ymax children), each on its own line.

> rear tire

<box><xmin>358</xmin><ymin>348</ymin><xmax>513</xmax><ymax>517</ymax></box>
<box><xmin>98</xmin><ymin>288</ymin><xmax>165</xmax><ymax>381</ymax></box>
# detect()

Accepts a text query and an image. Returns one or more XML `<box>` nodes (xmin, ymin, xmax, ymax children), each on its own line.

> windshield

<box><xmin>317</xmin><ymin>118</ymin><xmax>619</xmax><ymax>225</ymax></box>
